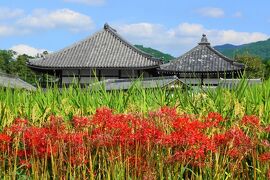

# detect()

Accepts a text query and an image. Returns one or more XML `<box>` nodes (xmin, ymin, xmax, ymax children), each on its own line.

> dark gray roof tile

<box><xmin>90</xmin><ymin>76</ymin><xmax>185</xmax><ymax>91</ymax></box>
<box><xmin>160</xmin><ymin>35</ymin><xmax>244</xmax><ymax>73</ymax></box>
<box><xmin>0</xmin><ymin>73</ymin><xmax>36</xmax><ymax>91</ymax></box>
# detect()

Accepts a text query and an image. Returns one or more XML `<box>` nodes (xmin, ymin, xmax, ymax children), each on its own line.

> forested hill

<box><xmin>214</xmin><ymin>38</ymin><xmax>270</xmax><ymax>60</ymax></box>
<box><xmin>134</xmin><ymin>45</ymin><xmax>174</xmax><ymax>62</ymax></box>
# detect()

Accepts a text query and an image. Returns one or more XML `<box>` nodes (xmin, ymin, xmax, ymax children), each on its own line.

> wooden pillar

<box><xmin>137</xmin><ymin>70</ymin><xmax>141</xmax><ymax>78</ymax></box>
<box><xmin>59</xmin><ymin>70</ymin><xmax>63</xmax><ymax>88</ymax></box>
<box><xmin>98</xmin><ymin>70</ymin><xmax>101</xmax><ymax>81</ymax></box>
<box><xmin>118</xmin><ymin>70</ymin><xmax>121</xmax><ymax>79</ymax></box>
<box><xmin>201</xmin><ymin>73</ymin><xmax>204</xmax><ymax>86</ymax></box>
<box><xmin>78</xmin><ymin>69</ymin><xmax>81</xmax><ymax>85</ymax></box>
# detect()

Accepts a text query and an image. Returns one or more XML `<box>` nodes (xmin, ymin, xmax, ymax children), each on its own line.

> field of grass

<box><xmin>0</xmin><ymin>79</ymin><xmax>270</xmax><ymax>179</ymax></box>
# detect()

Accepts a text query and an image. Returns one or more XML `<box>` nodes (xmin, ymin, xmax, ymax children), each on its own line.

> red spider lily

<box><xmin>218</xmin><ymin>127</ymin><xmax>254</xmax><ymax>159</ymax></box>
<box><xmin>0</xmin><ymin>106</ymin><xmax>269</xmax><ymax>176</ymax></box>
<box><xmin>0</xmin><ymin>133</ymin><xmax>11</xmax><ymax>143</ymax></box>
<box><xmin>264</xmin><ymin>125</ymin><xmax>270</xmax><ymax>133</ymax></box>
<box><xmin>259</xmin><ymin>152</ymin><xmax>270</xmax><ymax>162</ymax></box>
<box><xmin>19</xmin><ymin>159</ymin><xmax>32</xmax><ymax>169</ymax></box>
<box><xmin>0</xmin><ymin>133</ymin><xmax>11</xmax><ymax>152</ymax></box>
<box><xmin>227</xmin><ymin>148</ymin><xmax>240</xmax><ymax>158</ymax></box>
<box><xmin>16</xmin><ymin>149</ymin><xmax>31</xmax><ymax>158</ymax></box>
<box><xmin>204</xmin><ymin>112</ymin><xmax>224</xmax><ymax>128</ymax></box>
<box><xmin>48</xmin><ymin>115</ymin><xmax>66</xmax><ymax>133</ymax></box>
<box><xmin>73</xmin><ymin>116</ymin><xmax>90</xmax><ymax>129</ymax></box>
<box><xmin>241</xmin><ymin>115</ymin><xmax>260</xmax><ymax>127</ymax></box>
<box><xmin>212</xmin><ymin>134</ymin><xmax>227</xmax><ymax>147</ymax></box>
<box><xmin>65</xmin><ymin>132</ymin><xmax>87</xmax><ymax>145</ymax></box>
<box><xmin>167</xmin><ymin>149</ymin><xmax>207</xmax><ymax>167</ymax></box>
<box><xmin>14</xmin><ymin>118</ymin><xmax>28</xmax><ymax>125</ymax></box>
<box><xmin>262</xmin><ymin>140</ymin><xmax>270</xmax><ymax>147</ymax></box>
<box><xmin>148</xmin><ymin>106</ymin><xmax>178</xmax><ymax>127</ymax></box>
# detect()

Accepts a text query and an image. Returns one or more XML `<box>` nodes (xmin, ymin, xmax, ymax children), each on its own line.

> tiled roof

<box><xmin>28</xmin><ymin>23</ymin><xmax>161</xmax><ymax>70</ymax></box>
<box><xmin>159</xmin><ymin>34</ymin><xmax>245</xmax><ymax>73</ymax></box>
<box><xmin>90</xmin><ymin>76</ymin><xmax>185</xmax><ymax>91</ymax></box>
<box><xmin>0</xmin><ymin>73</ymin><xmax>36</xmax><ymax>91</ymax></box>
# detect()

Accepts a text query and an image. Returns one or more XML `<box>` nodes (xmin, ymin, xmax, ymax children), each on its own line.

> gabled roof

<box><xmin>159</xmin><ymin>34</ymin><xmax>244</xmax><ymax>73</ymax></box>
<box><xmin>0</xmin><ymin>72</ymin><xmax>36</xmax><ymax>91</ymax></box>
<box><xmin>90</xmin><ymin>76</ymin><xmax>185</xmax><ymax>91</ymax></box>
<box><xmin>27</xmin><ymin>23</ymin><xmax>161</xmax><ymax>70</ymax></box>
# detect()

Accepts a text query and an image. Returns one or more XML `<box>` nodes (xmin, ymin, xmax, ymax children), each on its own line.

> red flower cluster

<box><xmin>0</xmin><ymin>107</ymin><xmax>268</xmax><ymax>172</ymax></box>
<box><xmin>242</xmin><ymin>115</ymin><xmax>260</xmax><ymax>127</ymax></box>
<box><xmin>259</xmin><ymin>152</ymin><xmax>270</xmax><ymax>162</ymax></box>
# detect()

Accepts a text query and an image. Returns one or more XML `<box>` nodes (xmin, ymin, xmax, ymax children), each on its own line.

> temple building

<box><xmin>27</xmin><ymin>24</ymin><xmax>161</xmax><ymax>87</ymax></box>
<box><xmin>158</xmin><ymin>34</ymin><xmax>245</xmax><ymax>85</ymax></box>
<box><xmin>27</xmin><ymin>24</ymin><xmax>245</xmax><ymax>88</ymax></box>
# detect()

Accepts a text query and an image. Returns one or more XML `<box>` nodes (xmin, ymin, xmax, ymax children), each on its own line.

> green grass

<box><xmin>0</xmin><ymin>79</ymin><xmax>269</xmax><ymax>127</ymax></box>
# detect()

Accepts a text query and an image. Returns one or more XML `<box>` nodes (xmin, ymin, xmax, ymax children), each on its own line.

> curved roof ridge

<box><xmin>28</xmin><ymin>23</ymin><xmax>161</xmax><ymax>69</ymax></box>
<box><xmin>160</xmin><ymin>45</ymin><xmax>200</xmax><ymax>68</ymax></box>
<box><xmin>41</xmin><ymin>23</ymin><xmax>161</xmax><ymax>63</ymax></box>
<box><xmin>206</xmin><ymin>45</ymin><xmax>244</xmax><ymax>67</ymax></box>
<box><xmin>104</xmin><ymin>24</ymin><xmax>161</xmax><ymax>63</ymax></box>
<box><xmin>41</xmin><ymin>30</ymin><xmax>105</xmax><ymax>60</ymax></box>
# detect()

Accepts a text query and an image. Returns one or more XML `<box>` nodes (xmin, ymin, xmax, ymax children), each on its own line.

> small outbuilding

<box><xmin>89</xmin><ymin>76</ymin><xmax>186</xmax><ymax>91</ymax></box>
<box><xmin>0</xmin><ymin>72</ymin><xmax>36</xmax><ymax>91</ymax></box>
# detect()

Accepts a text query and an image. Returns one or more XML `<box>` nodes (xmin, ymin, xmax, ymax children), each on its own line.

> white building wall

<box><xmin>62</xmin><ymin>77</ymin><xmax>79</xmax><ymax>84</ymax></box>
<box><xmin>62</xmin><ymin>69</ymin><xmax>79</xmax><ymax>76</ymax></box>
<box><xmin>80</xmin><ymin>77</ymin><xmax>98</xmax><ymax>84</ymax></box>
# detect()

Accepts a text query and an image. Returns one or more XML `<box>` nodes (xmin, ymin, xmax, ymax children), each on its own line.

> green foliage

<box><xmin>264</xmin><ymin>60</ymin><xmax>270</xmax><ymax>79</ymax></box>
<box><xmin>0</xmin><ymin>50</ymin><xmax>14</xmax><ymax>72</ymax></box>
<box><xmin>0</xmin><ymin>79</ymin><xmax>269</xmax><ymax>127</ymax></box>
<box><xmin>8</xmin><ymin>55</ymin><xmax>39</xmax><ymax>84</ymax></box>
<box><xmin>0</xmin><ymin>50</ymin><xmax>41</xmax><ymax>84</ymax></box>
<box><xmin>134</xmin><ymin>45</ymin><xmax>174</xmax><ymax>62</ymax></box>
<box><xmin>235</xmin><ymin>54</ymin><xmax>265</xmax><ymax>78</ymax></box>
<box><xmin>215</xmin><ymin>38</ymin><xmax>270</xmax><ymax>60</ymax></box>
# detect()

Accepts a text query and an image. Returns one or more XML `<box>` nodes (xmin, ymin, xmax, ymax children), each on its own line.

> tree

<box><xmin>0</xmin><ymin>50</ymin><xmax>14</xmax><ymax>72</ymax></box>
<box><xmin>264</xmin><ymin>60</ymin><xmax>270</xmax><ymax>79</ymax></box>
<box><xmin>10</xmin><ymin>54</ymin><xmax>38</xmax><ymax>83</ymax></box>
<box><xmin>235</xmin><ymin>53</ymin><xmax>265</xmax><ymax>78</ymax></box>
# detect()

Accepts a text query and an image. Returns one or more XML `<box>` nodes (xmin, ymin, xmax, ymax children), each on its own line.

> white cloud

<box><xmin>116</xmin><ymin>22</ymin><xmax>268</xmax><ymax>56</ymax></box>
<box><xmin>213</xmin><ymin>30</ymin><xmax>267</xmax><ymax>45</ymax></box>
<box><xmin>117</xmin><ymin>23</ymin><xmax>164</xmax><ymax>38</ymax></box>
<box><xmin>17</xmin><ymin>8</ymin><xmax>95</xmax><ymax>32</ymax></box>
<box><xmin>233</xmin><ymin>11</ymin><xmax>243</xmax><ymax>18</ymax></box>
<box><xmin>0</xmin><ymin>25</ymin><xmax>30</xmax><ymax>37</ymax></box>
<box><xmin>197</xmin><ymin>7</ymin><xmax>225</xmax><ymax>18</ymax></box>
<box><xmin>0</xmin><ymin>7</ymin><xmax>24</xmax><ymax>20</ymax></box>
<box><xmin>63</xmin><ymin>0</ymin><xmax>105</xmax><ymax>5</ymax></box>
<box><xmin>10</xmin><ymin>44</ymin><xmax>49</xmax><ymax>57</ymax></box>
<box><xmin>170</xmin><ymin>23</ymin><xmax>204</xmax><ymax>36</ymax></box>
<box><xmin>0</xmin><ymin>25</ymin><xmax>16</xmax><ymax>36</ymax></box>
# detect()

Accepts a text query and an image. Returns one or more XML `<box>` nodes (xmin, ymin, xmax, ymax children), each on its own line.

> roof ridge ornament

<box><xmin>104</xmin><ymin>23</ymin><xmax>109</xmax><ymax>29</ymax></box>
<box><xmin>104</xmin><ymin>23</ymin><xmax>117</xmax><ymax>32</ymax></box>
<box><xmin>198</xmin><ymin>34</ymin><xmax>210</xmax><ymax>45</ymax></box>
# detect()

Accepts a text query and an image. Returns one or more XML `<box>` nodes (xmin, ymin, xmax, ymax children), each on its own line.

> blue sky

<box><xmin>0</xmin><ymin>0</ymin><xmax>269</xmax><ymax>56</ymax></box>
